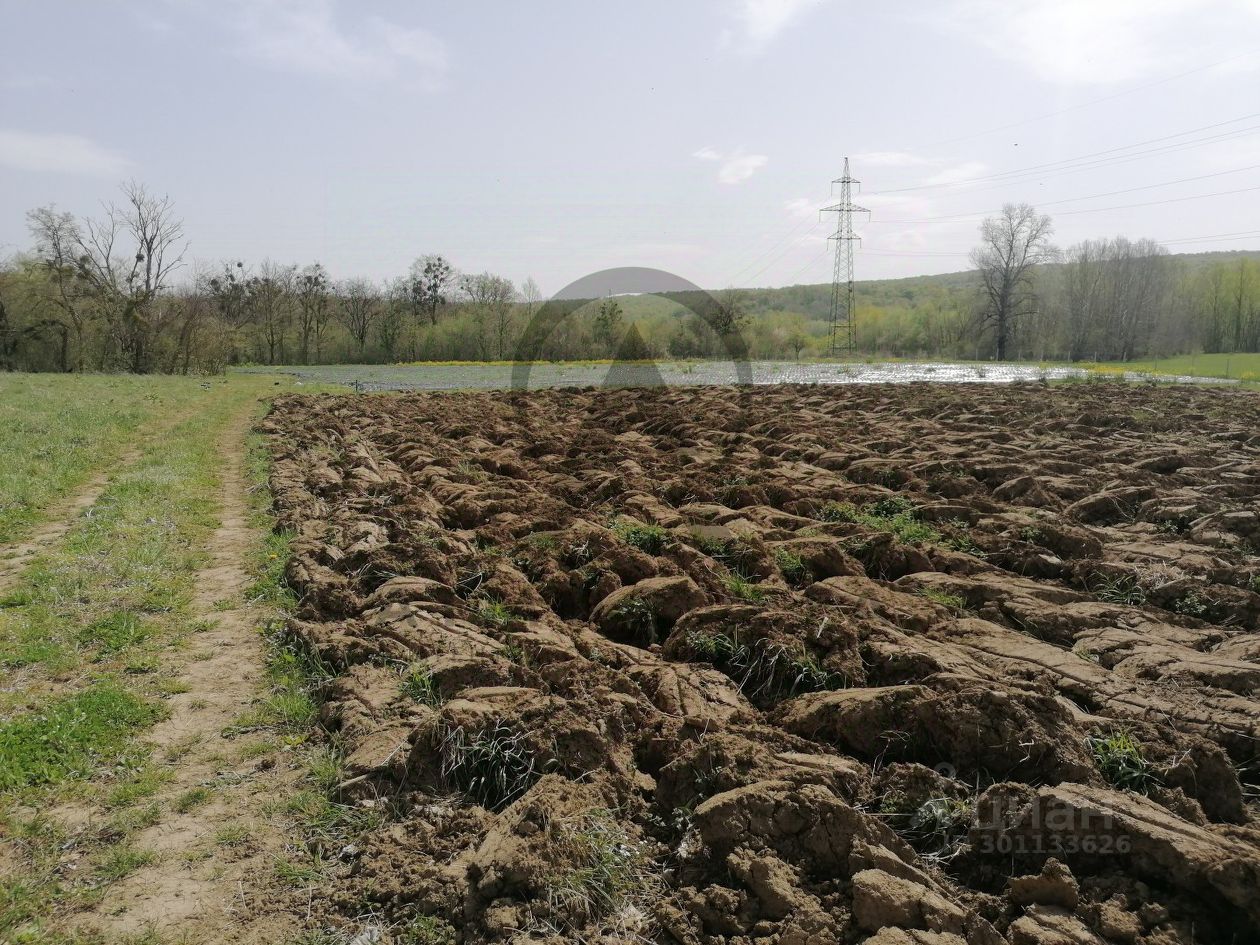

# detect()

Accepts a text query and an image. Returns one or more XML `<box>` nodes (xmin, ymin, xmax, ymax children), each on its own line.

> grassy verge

<box><xmin>0</xmin><ymin>374</ymin><xmax>290</xmax><ymax>943</ymax></box>
<box><xmin>0</xmin><ymin>373</ymin><xmax>222</xmax><ymax>545</ymax></box>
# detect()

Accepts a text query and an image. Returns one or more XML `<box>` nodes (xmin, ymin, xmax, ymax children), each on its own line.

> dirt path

<box><xmin>71</xmin><ymin>408</ymin><xmax>301</xmax><ymax>943</ymax></box>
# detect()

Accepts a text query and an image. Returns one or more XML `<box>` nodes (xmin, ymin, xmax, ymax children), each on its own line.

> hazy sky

<box><xmin>3</xmin><ymin>1</ymin><xmax>1260</xmax><ymax>294</ymax></box>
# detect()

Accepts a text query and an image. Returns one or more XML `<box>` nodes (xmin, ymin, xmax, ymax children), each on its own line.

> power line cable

<box><xmin>870</xmin><ymin>115</ymin><xmax>1260</xmax><ymax>196</ymax></box>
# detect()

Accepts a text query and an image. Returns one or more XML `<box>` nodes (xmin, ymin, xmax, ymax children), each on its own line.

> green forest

<box><xmin>2</xmin><ymin>183</ymin><xmax>1259</xmax><ymax>372</ymax></box>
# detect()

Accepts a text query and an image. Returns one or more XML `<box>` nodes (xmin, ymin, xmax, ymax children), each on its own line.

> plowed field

<box><xmin>262</xmin><ymin>382</ymin><xmax>1260</xmax><ymax>945</ymax></box>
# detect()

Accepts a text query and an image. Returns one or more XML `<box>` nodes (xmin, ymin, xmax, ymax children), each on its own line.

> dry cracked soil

<box><xmin>261</xmin><ymin>381</ymin><xmax>1260</xmax><ymax>945</ymax></box>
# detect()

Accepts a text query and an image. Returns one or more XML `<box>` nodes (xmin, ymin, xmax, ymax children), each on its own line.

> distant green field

<box><xmin>1087</xmin><ymin>352</ymin><xmax>1260</xmax><ymax>383</ymax></box>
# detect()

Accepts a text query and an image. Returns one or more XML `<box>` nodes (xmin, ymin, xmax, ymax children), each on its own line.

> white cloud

<box><xmin>920</xmin><ymin>161</ymin><xmax>989</xmax><ymax>187</ymax></box>
<box><xmin>0</xmin><ymin>130</ymin><xmax>132</xmax><ymax>177</ymax></box>
<box><xmin>853</xmin><ymin>151</ymin><xmax>937</xmax><ymax>168</ymax></box>
<box><xmin>694</xmin><ymin>146</ymin><xmax>768</xmax><ymax>184</ymax></box>
<box><xmin>722</xmin><ymin>0</ymin><xmax>826</xmax><ymax>52</ymax></box>
<box><xmin>784</xmin><ymin>196</ymin><xmax>822</xmax><ymax>220</ymax></box>
<box><xmin>929</xmin><ymin>0</ymin><xmax>1260</xmax><ymax>84</ymax></box>
<box><xmin>231</xmin><ymin>0</ymin><xmax>447</xmax><ymax>85</ymax></box>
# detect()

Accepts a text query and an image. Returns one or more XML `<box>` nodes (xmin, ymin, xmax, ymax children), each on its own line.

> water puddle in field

<box><xmin>239</xmin><ymin>361</ymin><xmax>1240</xmax><ymax>392</ymax></box>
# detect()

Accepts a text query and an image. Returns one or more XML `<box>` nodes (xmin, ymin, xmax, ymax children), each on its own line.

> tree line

<box><xmin>2</xmin><ymin>183</ymin><xmax>1259</xmax><ymax>372</ymax></box>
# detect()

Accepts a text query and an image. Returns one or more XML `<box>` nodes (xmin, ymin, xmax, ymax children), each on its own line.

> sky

<box><xmin>3</xmin><ymin>0</ymin><xmax>1260</xmax><ymax>295</ymax></box>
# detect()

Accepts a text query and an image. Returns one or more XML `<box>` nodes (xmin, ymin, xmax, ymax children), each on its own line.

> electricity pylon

<box><xmin>821</xmin><ymin>157</ymin><xmax>868</xmax><ymax>355</ymax></box>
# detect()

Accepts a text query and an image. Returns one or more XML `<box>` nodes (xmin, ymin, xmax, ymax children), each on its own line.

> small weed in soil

<box><xmin>686</xmin><ymin>631</ymin><xmax>842</xmax><ymax>700</ymax></box>
<box><xmin>819</xmin><ymin>498</ymin><xmax>942</xmax><ymax>545</ymax></box>
<box><xmin>773</xmin><ymin>548</ymin><xmax>810</xmax><ymax>585</ymax></box>
<box><xmin>610</xmin><ymin>597</ymin><xmax>658</xmax><ymax>643</ymax></box>
<box><xmin>919</xmin><ymin>587</ymin><xmax>967</xmax><ymax>611</ymax></box>
<box><xmin>400</xmin><ymin>915</ymin><xmax>458</xmax><ymax>945</ymax></box>
<box><xmin>1019</xmin><ymin>525</ymin><xmax>1045</xmax><ymax>544</ymax></box>
<box><xmin>401</xmin><ymin>665</ymin><xmax>442</xmax><ymax>706</ymax></box>
<box><xmin>1088</xmin><ymin>729</ymin><xmax>1159</xmax><ymax>792</ymax></box>
<box><xmin>1093</xmin><ymin>574</ymin><xmax>1147</xmax><ymax>606</ymax></box>
<box><xmin>721</xmin><ymin>572</ymin><xmax>766</xmax><ymax>602</ymax></box>
<box><xmin>544</xmin><ymin>809</ymin><xmax>659</xmax><ymax>930</ymax></box>
<box><xmin>439</xmin><ymin>720</ymin><xmax>539</xmax><ymax>810</ymax></box>
<box><xmin>612</xmin><ymin>519</ymin><xmax>669</xmax><ymax>555</ymax></box>
<box><xmin>475</xmin><ymin>598</ymin><xmax>515</xmax><ymax>629</ymax></box>
<box><xmin>909</xmin><ymin>796</ymin><xmax>973</xmax><ymax>855</ymax></box>
<box><xmin>1171</xmin><ymin>591</ymin><xmax>1211</xmax><ymax>618</ymax></box>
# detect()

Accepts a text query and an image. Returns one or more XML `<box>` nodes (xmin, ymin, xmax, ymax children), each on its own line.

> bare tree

<box><xmin>73</xmin><ymin>182</ymin><xmax>187</xmax><ymax>371</ymax></box>
<box><xmin>970</xmin><ymin>203</ymin><xmax>1054</xmax><ymax>360</ymax></box>
<box><xmin>408</xmin><ymin>255</ymin><xmax>456</xmax><ymax>327</ymax></box>
<box><xmin>250</xmin><ymin>261</ymin><xmax>296</xmax><ymax>364</ymax></box>
<box><xmin>294</xmin><ymin>263</ymin><xmax>331</xmax><ymax>362</ymax></box>
<box><xmin>521</xmin><ymin>276</ymin><xmax>542</xmax><ymax>321</ymax></box>
<box><xmin>460</xmin><ymin>272</ymin><xmax>515</xmax><ymax>359</ymax></box>
<box><xmin>336</xmin><ymin>278</ymin><xmax>379</xmax><ymax>357</ymax></box>
<box><xmin>378</xmin><ymin>278</ymin><xmax>409</xmax><ymax>361</ymax></box>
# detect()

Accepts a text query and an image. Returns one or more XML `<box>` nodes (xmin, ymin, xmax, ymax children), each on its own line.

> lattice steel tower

<box><xmin>821</xmin><ymin>157</ymin><xmax>868</xmax><ymax>354</ymax></box>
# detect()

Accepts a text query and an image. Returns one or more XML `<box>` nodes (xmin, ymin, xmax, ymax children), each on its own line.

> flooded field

<box><xmin>238</xmin><ymin>360</ymin><xmax>1240</xmax><ymax>391</ymax></box>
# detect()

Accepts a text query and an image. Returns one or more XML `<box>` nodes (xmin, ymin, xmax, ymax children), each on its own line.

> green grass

<box><xmin>1085</xmin><ymin>352</ymin><xmax>1260</xmax><ymax>384</ymax></box>
<box><xmin>685</xmin><ymin>630</ymin><xmax>844</xmax><ymax>701</ymax></box>
<box><xmin>475</xmin><ymin>597</ymin><xmax>515</xmax><ymax>629</ymax></box>
<box><xmin>610</xmin><ymin>519</ymin><xmax>669</xmax><ymax>555</ymax></box>
<box><xmin>544</xmin><ymin>809</ymin><xmax>658</xmax><ymax>930</ymax></box>
<box><xmin>173</xmin><ymin>785</ymin><xmax>214</xmax><ymax>813</ymax></box>
<box><xmin>438</xmin><ymin>720</ymin><xmax>538</xmax><ymax>810</ymax></box>
<box><xmin>0</xmin><ymin>374</ymin><xmax>222</xmax><ymax>544</ymax></box>
<box><xmin>772</xmin><ymin>548</ymin><xmax>810</xmax><ymax>585</ymax></box>
<box><xmin>400</xmin><ymin>915</ymin><xmax>458</xmax><ymax>945</ymax></box>
<box><xmin>401</xmin><ymin>664</ymin><xmax>442</xmax><ymax>706</ymax></box>
<box><xmin>1088</xmin><ymin>729</ymin><xmax>1159</xmax><ymax>792</ymax></box>
<box><xmin>820</xmin><ymin>498</ymin><xmax>945</xmax><ymax>545</ymax></box>
<box><xmin>0</xmin><ymin>684</ymin><xmax>161</xmax><ymax>791</ymax></box>
<box><xmin>919</xmin><ymin>587</ymin><xmax>967</xmax><ymax>611</ymax></box>
<box><xmin>1092</xmin><ymin>574</ymin><xmax>1147</xmax><ymax>606</ymax></box>
<box><xmin>0</xmin><ymin>378</ymin><xmax>286</xmax><ymax>683</ymax></box>
<box><xmin>721</xmin><ymin>571</ymin><xmax>767</xmax><ymax>602</ymax></box>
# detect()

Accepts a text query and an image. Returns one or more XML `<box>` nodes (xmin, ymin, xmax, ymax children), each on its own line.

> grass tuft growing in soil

<box><xmin>1088</xmin><ymin>729</ymin><xmax>1159</xmax><ymax>792</ymax></box>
